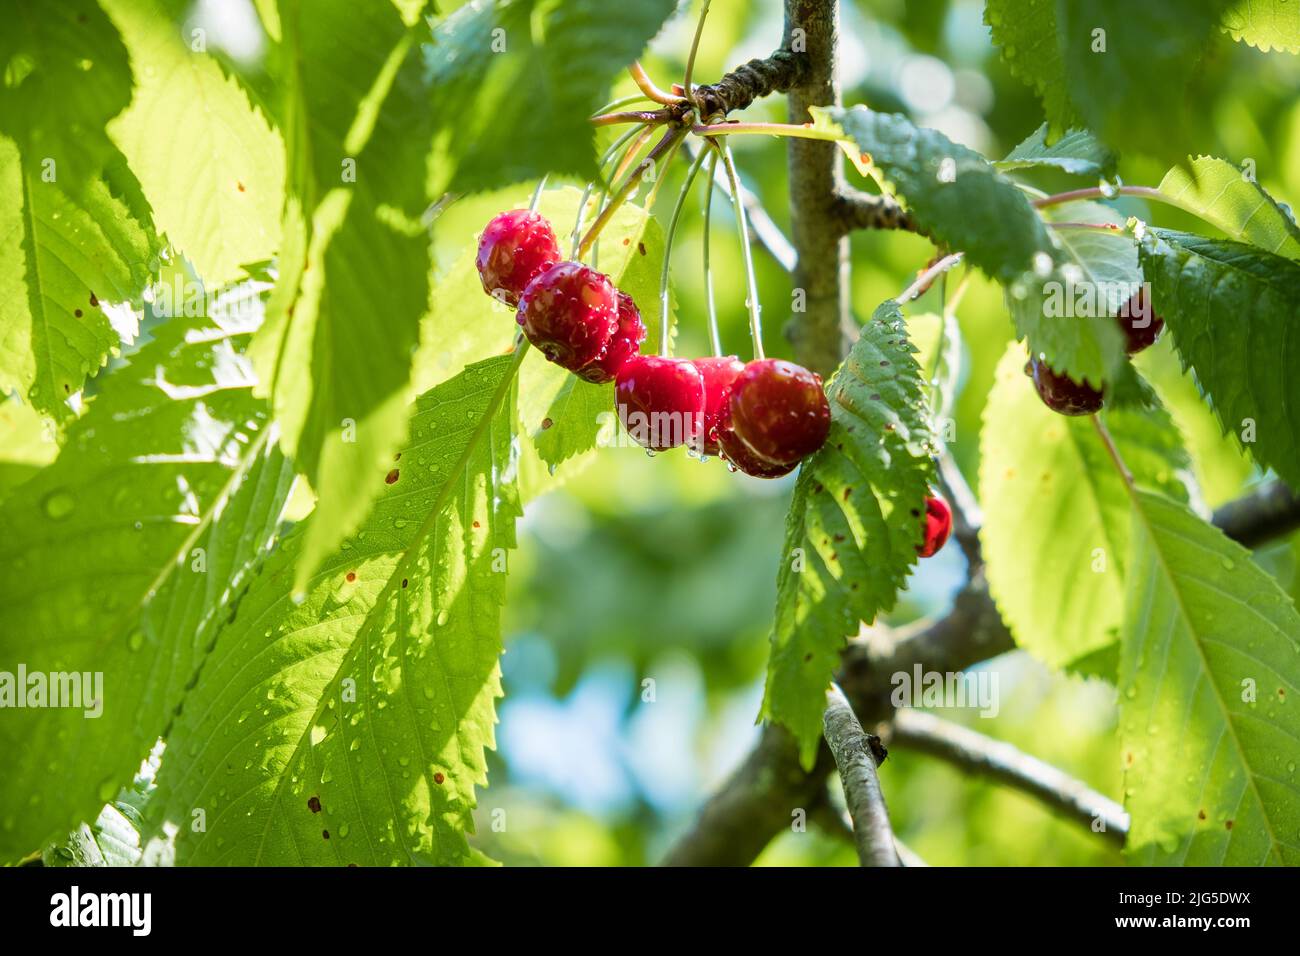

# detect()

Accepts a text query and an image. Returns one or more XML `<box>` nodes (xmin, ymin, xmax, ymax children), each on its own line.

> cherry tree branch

<box><xmin>888</xmin><ymin>708</ymin><xmax>1129</xmax><ymax>847</ymax></box>
<box><xmin>664</xmin><ymin>573</ymin><xmax>1014</xmax><ymax>866</ymax></box>
<box><xmin>782</xmin><ymin>0</ymin><xmax>850</xmax><ymax>380</ymax></box>
<box><xmin>832</xmin><ymin>185</ymin><xmax>914</xmax><ymax>233</ymax></box>
<box><xmin>824</xmin><ymin>683</ymin><xmax>902</xmax><ymax>866</ymax></box>
<box><xmin>664</xmin><ymin>476</ymin><xmax>1294</xmax><ymax>866</ymax></box>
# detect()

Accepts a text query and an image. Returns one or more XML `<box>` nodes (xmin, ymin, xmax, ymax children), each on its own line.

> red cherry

<box><xmin>1116</xmin><ymin>288</ymin><xmax>1164</xmax><ymax>354</ymax></box>
<box><xmin>574</xmin><ymin>291</ymin><xmax>646</xmax><ymax>384</ymax></box>
<box><xmin>727</xmin><ymin>359</ymin><xmax>831</xmax><ymax>466</ymax></box>
<box><xmin>717</xmin><ymin>407</ymin><xmax>797</xmax><ymax>478</ymax></box>
<box><xmin>1027</xmin><ymin>356</ymin><xmax>1104</xmax><ymax>416</ymax></box>
<box><xmin>615</xmin><ymin>355</ymin><xmax>705</xmax><ymax>451</ymax></box>
<box><xmin>517</xmin><ymin>262</ymin><xmax>618</xmax><ymax>371</ymax></box>
<box><xmin>476</xmin><ymin>210</ymin><xmax>560</xmax><ymax>307</ymax></box>
<box><xmin>691</xmin><ymin>356</ymin><xmax>745</xmax><ymax>456</ymax></box>
<box><xmin>917</xmin><ymin>494</ymin><xmax>952</xmax><ymax>558</ymax></box>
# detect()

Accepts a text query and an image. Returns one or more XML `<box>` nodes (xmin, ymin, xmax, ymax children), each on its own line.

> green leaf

<box><xmin>252</xmin><ymin>0</ymin><xmax>435</xmax><ymax>594</ymax></box>
<box><xmin>1006</xmin><ymin>205</ymin><xmax>1135</xmax><ymax>387</ymax></box>
<box><xmin>1221</xmin><ymin>0</ymin><xmax>1300</xmax><ymax>53</ymax></box>
<box><xmin>998</xmin><ymin>125</ymin><xmax>1116</xmax><ymax>178</ymax></box>
<box><xmin>987</xmin><ymin>0</ymin><xmax>1231</xmax><ymax>160</ymax></box>
<box><xmin>146</xmin><ymin>352</ymin><xmax>522</xmax><ymax>865</ymax></box>
<box><xmin>984</xmin><ymin>0</ymin><xmax>1083</xmax><ymax>138</ymax></box>
<box><xmin>980</xmin><ymin>344</ymin><xmax>1190</xmax><ymax>672</ymax></box>
<box><xmin>0</xmin><ymin>304</ymin><xmax>295</xmax><ymax>862</ymax></box>
<box><xmin>0</xmin><ymin>3</ymin><xmax>160</xmax><ymax>415</ymax></box>
<box><xmin>102</xmin><ymin>0</ymin><xmax>284</xmax><ymax>287</ymax></box>
<box><xmin>818</xmin><ymin>105</ymin><xmax>1056</xmax><ymax>284</ymax></box>
<box><xmin>0</xmin><ymin>142</ymin><xmax>156</xmax><ymax>422</ymax></box>
<box><xmin>1158</xmin><ymin>156</ymin><xmax>1300</xmax><ymax>260</ymax></box>
<box><xmin>1138</xmin><ymin>228</ymin><xmax>1300</xmax><ymax>487</ymax></box>
<box><xmin>1120</xmin><ymin>490</ymin><xmax>1300</xmax><ymax>864</ymax></box>
<box><xmin>762</xmin><ymin>302</ymin><xmax>936</xmax><ymax>769</ymax></box>
<box><xmin>0</xmin><ymin>0</ymin><xmax>135</xmax><ymax>195</ymax></box>
<box><xmin>1055</xmin><ymin>0</ymin><xmax>1230</xmax><ymax>161</ymax></box>
<box><xmin>426</xmin><ymin>0</ymin><xmax>679</xmax><ymax>194</ymax></box>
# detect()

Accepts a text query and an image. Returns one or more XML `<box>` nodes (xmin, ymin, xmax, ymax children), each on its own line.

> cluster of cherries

<box><xmin>1027</xmin><ymin>290</ymin><xmax>1165</xmax><ymax>415</ymax></box>
<box><xmin>475</xmin><ymin>207</ymin><xmax>951</xmax><ymax>558</ymax></box>
<box><xmin>475</xmin><ymin>209</ymin><xmax>833</xmax><ymax>477</ymax></box>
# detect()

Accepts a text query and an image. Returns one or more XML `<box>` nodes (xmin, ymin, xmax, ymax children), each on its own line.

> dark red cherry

<box><xmin>1116</xmin><ymin>287</ymin><xmax>1164</xmax><ymax>354</ymax></box>
<box><xmin>1028</xmin><ymin>356</ymin><xmax>1104</xmax><ymax>416</ymax></box>
<box><xmin>517</xmin><ymin>262</ymin><xmax>618</xmax><ymax>371</ymax></box>
<box><xmin>476</xmin><ymin>210</ymin><xmax>561</xmax><ymax>307</ymax></box>
<box><xmin>615</xmin><ymin>355</ymin><xmax>705</xmax><ymax>451</ymax></box>
<box><xmin>716</xmin><ymin>407</ymin><xmax>797</xmax><ymax>478</ymax></box>
<box><xmin>574</xmin><ymin>291</ymin><xmax>646</xmax><ymax>384</ymax></box>
<box><xmin>691</xmin><ymin>355</ymin><xmax>745</xmax><ymax>456</ymax></box>
<box><xmin>727</xmin><ymin>359</ymin><xmax>831</xmax><ymax>466</ymax></box>
<box><xmin>917</xmin><ymin>494</ymin><xmax>952</xmax><ymax>558</ymax></box>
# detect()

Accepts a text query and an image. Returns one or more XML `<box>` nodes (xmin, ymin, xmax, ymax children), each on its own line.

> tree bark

<box><xmin>783</xmin><ymin>0</ymin><xmax>850</xmax><ymax>379</ymax></box>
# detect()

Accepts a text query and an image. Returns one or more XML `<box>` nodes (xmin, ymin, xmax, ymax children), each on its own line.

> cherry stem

<box><xmin>1091</xmin><ymin>415</ymin><xmax>1134</xmax><ymax>489</ymax></box>
<box><xmin>931</xmin><ymin>269</ymin><xmax>969</xmax><ymax>425</ymax></box>
<box><xmin>571</xmin><ymin>124</ymin><xmax>650</xmax><ymax>260</ymax></box>
<box><xmin>896</xmin><ymin>252</ymin><xmax>964</xmax><ymax>304</ymax></box>
<box><xmin>591</xmin><ymin>128</ymin><xmax>655</xmax><ymax>266</ymax></box>
<box><xmin>643</xmin><ymin>129</ymin><xmax>688</xmax><ymax>210</ymax></box>
<box><xmin>1032</xmin><ymin>185</ymin><xmax>1164</xmax><ymax>210</ymax></box>
<box><xmin>659</xmin><ymin>146</ymin><xmax>711</xmax><ymax>357</ymax></box>
<box><xmin>591</xmin><ymin>93</ymin><xmax>654</xmax><ymax>117</ymax></box>
<box><xmin>683</xmin><ymin>0</ymin><xmax>712</xmax><ymax>112</ymax></box>
<box><xmin>1046</xmin><ymin>221</ymin><xmax>1124</xmax><ymax>232</ymax></box>
<box><xmin>592</xmin><ymin>109</ymin><xmax>672</xmax><ymax>127</ymax></box>
<box><xmin>528</xmin><ymin>175</ymin><xmax>548</xmax><ymax>213</ymax></box>
<box><xmin>718</xmin><ymin>140</ymin><xmax>764</xmax><ymax>360</ymax></box>
<box><xmin>693</xmin><ymin>121</ymin><xmax>840</xmax><ymax>142</ymax></box>
<box><xmin>610</xmin><ymin>124</ymin><xmax>656</xmax><ymax>189</ymax></box>
<box><xmin>702</xmin><ymin>148</ymin><xmax>722</xmax><ymax>357</ymax></box>
<box><xmin>629</xmin><ymin>61</ymin><xmax>686</xmax><ymax>106</ymax></box>
<box><xmin>577</xmin><ymin>126</ymin><xmax>687</xmax><ymax>260</ymax></box>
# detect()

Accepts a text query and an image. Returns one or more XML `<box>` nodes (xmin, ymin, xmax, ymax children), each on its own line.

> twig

<box><xmin>662</xmin><ymin>574</ymin><xmax>1009</xmax><ymax>867</ymax></box>
<box><xmin>823</xmin><ymin>683</ymin><xmax>902</xmax><ymax>867</ymax></box>
<box><xmin>783</xmin><ymin>0</ymin><xmax>848</xmax><ymax>378</ymax></box>
<box><xmin>894</xmin><ymin>839</ymin><xmax>929</xmax><ymax>867</ymax></box>
<box><xmin>888</xmin><ymin>709</ymin><xmax>1129</xmax><ymax>847</ymax></box>
<box><xmin>832</xmin><ymin>185</ymin><xmax>915</xmax><ymax>233</ymax></box>
<box><xmin>812</xmin><ymin>792</ymin><xmax>930</xmax><ymax>865</ymax></box>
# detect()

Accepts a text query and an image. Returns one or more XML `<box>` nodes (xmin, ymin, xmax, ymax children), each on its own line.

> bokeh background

<box><xmin>12</xmin><ymin>0</ymin><xmax>1295</xmax><ymax>866</ymax></box>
